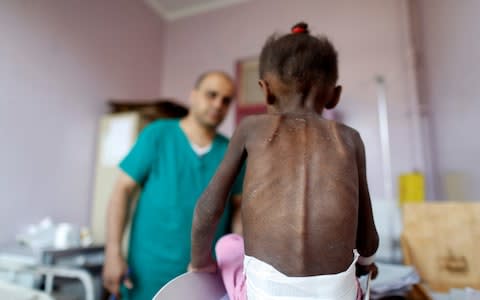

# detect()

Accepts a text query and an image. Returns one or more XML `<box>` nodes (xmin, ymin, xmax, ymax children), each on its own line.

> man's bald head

<box><xmin>194</xmin><ymin>71</ymin><xmax>234</xmax><ymax>90</ymax></box>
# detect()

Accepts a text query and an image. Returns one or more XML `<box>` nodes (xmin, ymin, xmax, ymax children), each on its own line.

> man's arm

<box><xmin>354</xmin><ymin>132</ymin><xmax>379</xmax><ymax>277</ymax></box>
<box><xmin>191</xmin><ymin>120</ymin><xmax>249</xmax><ymax>270</ymax></box>
<box><xmin>102</xmin><ymin>171</ymin><xmax>137</xmax><ymax>296</ymax></box>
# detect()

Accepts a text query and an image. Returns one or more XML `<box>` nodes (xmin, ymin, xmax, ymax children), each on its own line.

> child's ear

<box><xmin>325</xmin><ymin>85</ymin><xmax>342</xmax><ymax>109</ymax></box>
<box><xmin>258</xmin><ymin>79</ymin><xmax>276</xmax><ymax>105</ymax></box>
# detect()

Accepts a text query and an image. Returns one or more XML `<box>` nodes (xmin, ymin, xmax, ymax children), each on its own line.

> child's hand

<box><xmin>356</xmin><ymin>262</ymin><xmax>378</xmax><ymax>279</ymax></box>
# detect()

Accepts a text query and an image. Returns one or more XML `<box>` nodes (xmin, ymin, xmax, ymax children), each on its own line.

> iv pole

<box><xmin>375</xmin><ymin>75</ymin><xmax>399</xmax><ymax>263</ymax></box>
<box><xmin>376</xmin><ymin>76</ymin><xmax>394</xmax><ymax>203</ymax></box>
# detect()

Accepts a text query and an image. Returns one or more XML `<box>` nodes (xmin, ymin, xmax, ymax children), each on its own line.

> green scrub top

<box><xmin>119</xmin><ymin>119</ymin><xmax>243</xmax><ymax>300</ymax></box>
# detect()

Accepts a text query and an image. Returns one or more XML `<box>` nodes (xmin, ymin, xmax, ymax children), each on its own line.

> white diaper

<box><xmin>243</xmin><ymin>251</ymin><xmax>360</xmax><ymax>300</ymax></box>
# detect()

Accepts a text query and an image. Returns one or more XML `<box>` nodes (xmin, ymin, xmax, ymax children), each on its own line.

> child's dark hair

<box><xmin>259</xmin><ymin>22</ymin><xmax>338</xmax><ymax>93</ymax></box>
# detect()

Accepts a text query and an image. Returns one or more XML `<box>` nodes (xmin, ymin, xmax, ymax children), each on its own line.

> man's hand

<box><xmin>356</xmin><ymin>262</ymin><xmax>378</xmax><ymax>279</ymax></box>
<box><xmin>103</xmin><ymin>249</ymin><xmax>133</xmax><ymax>298</ymax></box>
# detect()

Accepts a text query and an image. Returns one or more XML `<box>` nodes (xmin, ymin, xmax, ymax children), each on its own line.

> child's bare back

<box><xmin>191</xmin><ymin>21</ymin><xmax>379</xmax><ymax>300</ymax></box>
<box><xmin>240</xmin><ymin>113</ymin><xmax>364</xmax><ymax>276</ymax></box>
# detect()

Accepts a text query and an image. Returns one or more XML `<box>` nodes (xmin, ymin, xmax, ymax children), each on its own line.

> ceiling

<box><xmin>145</xmin><ymin>0</ymin><xmax>248</xmax><ymax>21</ymax></box>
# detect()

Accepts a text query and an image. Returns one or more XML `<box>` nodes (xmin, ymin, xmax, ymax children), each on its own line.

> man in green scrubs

<box><xmin>102</xmin><ymin>71</ymin><xmax>243</xmax><ymax>299</ymax></box>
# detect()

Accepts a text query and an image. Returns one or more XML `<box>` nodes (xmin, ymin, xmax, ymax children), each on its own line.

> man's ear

<box><xmin>190</xmin><ymin>88</ymin><xmax>203</xmax><ymax>111</ymax></box>
<box><xmin>258</xmin><ymin>79</ymin><xmax>275</xmax><ymax>105</ymax></box>
<box><xmin>189</xmin><ymin>89</ymin><xmax>196</xmax><ymax>105</ymax></box>
<box><xmin>325</xmin><ymin>85</ymin><xmax>342</xmax><ymax>109</ymax></box>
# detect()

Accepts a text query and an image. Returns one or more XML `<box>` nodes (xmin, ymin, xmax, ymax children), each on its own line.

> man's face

<box><xmin>190</xmin><ymin>73</ymin><xmax>235</xmax><ymax>129</ymax></box>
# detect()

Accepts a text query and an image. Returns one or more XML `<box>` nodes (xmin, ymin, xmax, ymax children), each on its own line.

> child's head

<box><xmin>259</xmin><ymin>22</ymin><xmax>341</xmax><ymax>113</ymax></box>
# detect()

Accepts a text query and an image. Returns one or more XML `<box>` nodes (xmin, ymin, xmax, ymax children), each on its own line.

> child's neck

<box><xmin>274</xmin><ymin>106</ymin><xmax>320</xmax><ymax>116</ymax></box>
<box><xmin>274</xmin><ymin>92</ymin><xmax>323</xmax><ymax>116</ymax></box>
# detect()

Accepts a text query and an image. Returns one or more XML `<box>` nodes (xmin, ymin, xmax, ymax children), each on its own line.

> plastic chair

<box><xmin>152</xmin><ymin>271</ymin><xmax>227</xmax><ymax>300</ymax></box>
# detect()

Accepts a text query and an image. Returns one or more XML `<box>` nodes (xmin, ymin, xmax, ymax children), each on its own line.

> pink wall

<box><xmin>6</xmin><ymin>0</ymin><xmax>473</xmax><ymax>244</ymax></box>
<box><xmin>159</xmin><ymin>0</ymin><xmax>422</xmax><ymax>201</ymax></box>
<box><xmin>0</xmin><ymin>0</ymin><xmax>165</xmax><ymax>243</ymax></box>
<box><xmin>415</xmin><ymin>0</ymin><xmax>480</xmax><ymax>200</ymax></box>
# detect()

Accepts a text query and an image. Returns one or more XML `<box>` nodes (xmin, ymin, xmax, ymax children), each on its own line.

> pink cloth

<box><xmin>215</xmin><ymin>234</ymin><xmax>247</xmax><ymax>300</ymax></box>
<box><xmin>215</xmin><ymin>234</ymin><xmax>363</xmax><ymax>300</ymax></box>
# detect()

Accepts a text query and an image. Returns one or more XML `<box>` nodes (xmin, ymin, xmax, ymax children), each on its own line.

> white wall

<box><xmin>414</xmin><ymin>0</ymin><xmax>480</xmax><ymax>200</ymax></box>
<box><xmin>0</xmin><ymin>0</ymin><xmax>165</xmax><ymax>243</ymax></box>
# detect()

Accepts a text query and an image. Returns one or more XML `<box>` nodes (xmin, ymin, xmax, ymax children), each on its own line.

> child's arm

<box><xmin>231</xmin><ymin>195</ymin><xmax>243</xmax><ymax>235</ymax></box>
<box><xmin>354</xmin><ymin>131</ymin><xmax>379</xmax><ymax>277</ymax></box>
<box><xmin>190</xmin><ymin>119</ymin><xmax>250</xmax><ymax>271</ymax></box>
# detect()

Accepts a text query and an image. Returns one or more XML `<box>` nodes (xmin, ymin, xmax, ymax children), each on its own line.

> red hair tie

<box><xmin>292</xmin><ymin>26</ymin><xmax>306</xmax><ymax>34</ymax></box>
